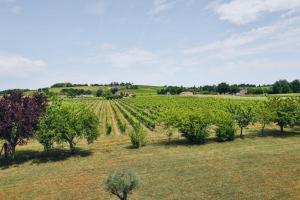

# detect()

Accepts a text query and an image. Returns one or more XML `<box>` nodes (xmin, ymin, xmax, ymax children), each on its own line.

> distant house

<box><xmin>180</xmin><ymin>91</ymin><xmax>194</xmax><ymax>96</ymax></box>
<box><xmin>236</xmin><ymin>88</ymin><xmax>247</xmax><ymax>96</ymax></box>
<box><xmin>124</xmin><ymin>92</ymin><xmax>134</xmax><ymax>97</ymax></box>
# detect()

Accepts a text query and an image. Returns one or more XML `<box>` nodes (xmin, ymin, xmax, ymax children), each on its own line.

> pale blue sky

<box><xmin>0</xmin><ymin>0</ymin><xmax>300</xmax><ymax>89</ymax></box>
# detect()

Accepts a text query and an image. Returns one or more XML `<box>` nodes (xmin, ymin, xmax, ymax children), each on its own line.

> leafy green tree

<box><xmin>227</xmin><ymin>104</ymin><xmax>254</xmax><ymax>137</ymax></box>
<box><xmin>36</xmin><ymin>101</ymin><xmax>99</xmax><ymax>153</ymax></box>
<box><xmin>269</xmin><ymin>97</ymin><xmax>299</xmax><ymax>133</ymax></box>
<box><xmin>111</xmin><ymin>87</ymin><xmax>119</xmax><ymax>95</ymax></box>
<box><xmin>291</xmin><ymin>79</ymin><xmax>300</xmax><ymax>93</ymax></box>
<box><xmin>217</xmin><ymin>82</ymin><xmax>230</xmax><ymax>94</ymax></box>
<box><xmin>96</xmin><ymin>89</ymin><xmax>104</xmax><ymax>97</ymax></box>
<box><xmin>272</xmin><ymin>80</ymin><xmax>291</xmax><ymax>94</ymax></box>
<box><xmin>254</xmin><ymin>101</ymin><xmax>276</xmax><ymax>134</ymax></box>
<box><xmin>105</xmin><ymin>168</ymin><xmax>139</xmax><ymax>200</ymax></box>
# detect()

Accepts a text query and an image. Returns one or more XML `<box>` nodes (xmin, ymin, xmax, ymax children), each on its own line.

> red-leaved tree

<box><xmin>0</xmin><ymin>91</ymin><xmax>47</xmax><ymax>158</ymax></box>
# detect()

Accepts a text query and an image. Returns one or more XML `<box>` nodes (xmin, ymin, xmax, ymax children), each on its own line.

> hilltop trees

<box><xmin>36</xmin><ymin>100</ymin><xmax>99</xmax><ymax>153</ymax></box>
<box><xmin>272</xmin><ymin>80</ymin><xmax>291</xmax><ymax>94</ymax></box>
<box><xmin>0</xmin><ymin>91</ymin><xmax>47</xmax><ymax>158</ymax></box>
<box><xmin>291</xmin><ymin>80</ymin><xmax>300</xmax><ymax>93</ymax></box>
<box><xmin>217</xmin><ymin>82</ymin><xmax>231</xmax><ymax>94</ymax></box>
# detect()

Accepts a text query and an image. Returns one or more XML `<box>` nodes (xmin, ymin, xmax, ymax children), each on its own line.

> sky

<box><xmin>0</xmin><ymin>0</ymin><xmax>300</xmax><ymax>90</ymax></box>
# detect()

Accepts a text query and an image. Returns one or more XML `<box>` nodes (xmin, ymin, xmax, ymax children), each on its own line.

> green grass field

<box><xmin>1</xmin><ymin>125</ymin><xmax>300</xmax><ymax>200</ymax></box>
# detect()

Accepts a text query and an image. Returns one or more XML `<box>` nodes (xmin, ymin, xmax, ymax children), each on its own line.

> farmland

<box><xmin>1</xmin><ymin>95</ymin><xmax>300</xmax><ymax>199</ymax></box>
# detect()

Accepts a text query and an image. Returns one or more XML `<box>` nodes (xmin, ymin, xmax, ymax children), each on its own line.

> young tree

<box><xmin>269</xmin><ymin>97</ymin><xmax>299</xmax><ymax>133</ymax></box>
<box><xmin>254</xmin><ymin>101</ymin><xmax>276</xmax><ymax>135</ymax></box>
<box><xmin>36</xmin><ymin>101</ymin><xmax>99</xmax><ymax>153</ymax></box>
<box><xmin>0</xmin><ymin>91</ymin><xmax>47</xmax><ymax>158</ymax></box>
<box><xmin>105</xmin><ymin>168</ymin><xmax>139</xmax><ymax>200</ymax></box>
<box><xmin>227</xmin><ymin>104</ymin><xmax>254</xmax><ymax>137</ymax></box>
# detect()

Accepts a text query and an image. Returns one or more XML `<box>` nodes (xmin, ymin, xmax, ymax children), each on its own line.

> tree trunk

<box><xmin>10</xmin><ymin>143</ymin><xmax>16</xmax><ymax>159</ymax></box>
<box><xmin>240</xmin><ymin>127</ymin><xmax>243</xmax><ymax>137</ymax></box>
<box><xmin>122</xmin><ymin>192</ymin><xmax>128</xmax><ymax>200</ymax></box>
<box><xmin>68</xmin><ymin>141</ymin><xmax>75</xmax><ymax>154</ymax></box>
<box><xmin>261</xmin><ymin>124</ymin><xmax>265</xmax><ymax>135</ymax></box>
<box><xmin>280</xmin><ymin>125</ymin><xmax>284</xmax><ymax>133</ymax></box>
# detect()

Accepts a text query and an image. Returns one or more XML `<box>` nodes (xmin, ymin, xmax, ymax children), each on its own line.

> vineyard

<box><xmin>69</xmin><ymin>96</ymin><xmax>269</xmax><ymax>139</ymax></box>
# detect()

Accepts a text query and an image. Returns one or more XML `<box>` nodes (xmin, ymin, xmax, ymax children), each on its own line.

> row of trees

<box><xmin>272</xmin><ymin>80</ymin><xmax>300</xmax><ymax>94</ymax></box>
<box><xmin>163</xmin><ymin>97</ymin><xmax>300</xmax><ymax>144</ymax></box>
<box><xmin>51</xmin><ymin>82</ymin><xmax>89</xmax><ymax>88</ymax></box>
<box><xmin>0</xmin><ymin>92</ymin><xmax>99</xmax><ymax>158</ymax></box>
<box><xmin>61</xmin><ymin>88</ymin><xmax>92</xmax><ymax>97</ymax></box>
<box><xmin>51</xmin><ymin>82</ymin><xmax>138</xmax><ymax>88</ymax></box>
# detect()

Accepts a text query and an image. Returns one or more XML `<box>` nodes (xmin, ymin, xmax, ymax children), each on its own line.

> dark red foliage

<box><xmin>0</xmin><ymin>91</ymin><xmax>47</xmax><ymax>156</ymax></box>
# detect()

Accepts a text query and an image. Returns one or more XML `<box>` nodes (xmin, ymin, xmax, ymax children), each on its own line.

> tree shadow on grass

<box><xmin>0</xmin><ymin>148</ymin><xmax>92</xmax><ymax>169</ymax></box>
<box><xmin>151</xmin><ymin>128</ymin><xmax>300</xmax><ymax>148</ymax></box>
<box><xmin>151</xmin><ymin>137</ymin><xmax>217</xmax><ymax>147</ymax></box>
<box><xmin>246</xmin><ymin>128</ymin><xmax>300</xmax><ymax>139</ymax></box>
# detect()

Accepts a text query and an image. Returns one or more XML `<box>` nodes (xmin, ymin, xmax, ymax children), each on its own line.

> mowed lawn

<box><xmin>1</xmin><ymin>127</ymin><xmax>300</xmax><ymax>200</ymax></box>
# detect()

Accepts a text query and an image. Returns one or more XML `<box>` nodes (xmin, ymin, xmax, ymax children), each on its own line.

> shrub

<box><xmin>129</xmin><ymin>124</ymin><xmax>147</xmax><ymax>148</ymax></box>
<box><xmin>216</xmin><ymin>122</ymin><xmax>236</xmax><ymax>142</ymax></box>
<box><xmin>177</xmin><ymin>112</ymin><xmax>210</xmax><ymax>144</ymax></box>
<box><xmin>105</xmin><ymin>168</ymin><xmax>139</xmax><ymax>200</ymax></box>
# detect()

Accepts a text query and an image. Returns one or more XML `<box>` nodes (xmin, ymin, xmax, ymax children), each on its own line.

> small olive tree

<box><xmin>36</xmin><ymin>100</ymin><xmax>99</xmax><ymax>153</ymax></box>
<box><xmin>105</xmin><ymin>168</ymin><xmax>139</xmax><ymax>200</ymax></box>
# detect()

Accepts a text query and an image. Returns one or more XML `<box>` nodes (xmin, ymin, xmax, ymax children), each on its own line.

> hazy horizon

<box><xmin>1</xmin><ymin>0</ymin><xmax>300</xmax><ymax>90</ymax></box>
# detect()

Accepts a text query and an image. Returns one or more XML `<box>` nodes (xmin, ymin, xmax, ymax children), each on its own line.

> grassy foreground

<box><xmin>1</xmin><ymin>126</ymin><xmax>300</xmax><ymax>200</ymax></box>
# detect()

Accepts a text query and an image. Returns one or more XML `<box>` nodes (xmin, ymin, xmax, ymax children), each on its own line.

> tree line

<box><xmin>158</xmin><ymin>79</ymin><xmax>300</xmax><ymax>95</ymax></box>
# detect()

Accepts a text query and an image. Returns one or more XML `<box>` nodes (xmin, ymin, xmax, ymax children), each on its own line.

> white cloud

<box><xmin>209</xmin><ymin>0</ymin><xmax>300</xmax><ymax>25</ymax></box>
<box><xmin>183</xmin><ymin>16</ymin><xmax>300</xmax><ymax>59</ymax></box>
<box><xmin>148</xmin><ymin>0</ymin><xmax>178</xmax><ymax>22</ymax></box>
<box><xmin>148</xmin><ymin>0</ymin><xmax>175</xmax><ymax>16</ymax></box>
<box><xmin>0</xmin><ymin>55</ymin><xmax>47</xmax><ymax>77</ymax></box>
<box><xmin>70</xmin><ymin>45</ymin><xmax>159</xmax><ymax>69</ymax></box>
